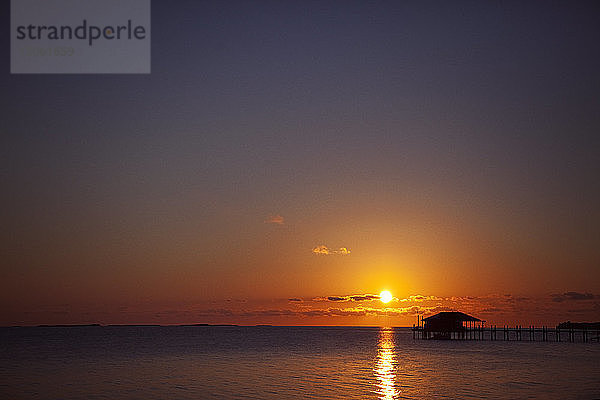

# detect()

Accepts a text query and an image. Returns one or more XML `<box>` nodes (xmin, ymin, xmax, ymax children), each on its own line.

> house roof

<box><xmin>422</xmin><ymin>311</ymin><xmax>480</xmax><ymax>322</ymax></box>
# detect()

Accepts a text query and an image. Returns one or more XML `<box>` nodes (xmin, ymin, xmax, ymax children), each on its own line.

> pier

<box><xmin>412</xmin><ymin>312</ymin><xmax>600</xmax><ymax>343</ymax></box>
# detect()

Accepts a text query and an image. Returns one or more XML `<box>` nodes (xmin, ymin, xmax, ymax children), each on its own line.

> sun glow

<box><xmin>380</xmin><ymin>290</ymin><xmax>393</xmax><ymax>303</ymax></box>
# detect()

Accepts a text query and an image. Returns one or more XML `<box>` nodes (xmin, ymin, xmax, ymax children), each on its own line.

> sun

<box><xmin>380</xmin><ymin>290</ymin><xmax>393</xmax><ymax>303</ymax></box>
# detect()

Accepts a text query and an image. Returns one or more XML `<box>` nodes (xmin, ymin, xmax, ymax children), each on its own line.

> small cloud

<box><xmin>265</xmin><ymin>215</ymin><xmax>284</xmax><ymax>225</ymax></box>
<box><xmin>315</xmin><ymin>294</ymin><xmax>379</xmax><ymax>302</ymax></box>
<box><xmin>515</xmin><ymin>297</ymin><xmax>531</xmax><ymax>302</ymax></box>
<box><xmin>551</xmin><ymin>292</ymin><xmax>595</xmax><ymax>302</ymax></box>
<box><xmin>312</xmin><ymin>245</ymin><xmax>351</xmax><ymax>255</ymax></box>
<box><xmin>312</xmin><ymin>245</ymin><xmax>330</xmax><ymax>255</ymax></box>
<box><xmin>399</xmin><ymin>295</ymin><xmax>442</xmax><ymax>302</ymax></box>
<box><xmin>480</xmin><ymin>307</ymin><xmax>504</xmax><ymax>313</ymax></box>
<box><xmin>288</xmin><ymin>298</ymin><xmax>303</xmax><ymax>302</ymax></box>
<box><xmin>421</xmin><ymin>306</ymin><xmax>456</xmax><ymax>316</ymax></box>
<box><xmin>350</xmin><ymin>294</ymin><xmax>379</xmax><ymax>301</ymax></box>
<box><xmin>225</xmin><ymin>298</ymin><xmax>247</xmax><ymax>303</ymax></box>
<box><xmin>564</xmin><ymin>291</ymin><xmax>595</xmax><ymax>300</ymax></box>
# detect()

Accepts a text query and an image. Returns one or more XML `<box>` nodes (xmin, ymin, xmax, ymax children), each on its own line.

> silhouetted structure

<box><xmin>557</xmin><ymin>321</ymin><xmax>600</xmax><ymax>330</ymax></box>
<box><xmin>417</xmin><ymin>311</ymin><xmax>482</xmax><ymax>339</ymax></box>
<box><xmin>412</xmin><ymin>313</ymin><xmax>600</xmax><ymax>342</ymax></box>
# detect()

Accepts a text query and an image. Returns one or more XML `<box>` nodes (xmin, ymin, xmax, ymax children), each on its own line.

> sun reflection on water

<box><xmin>374</xmin><ymin>327</ymin><xmax>398</xmax><ymax>399</ymax></box>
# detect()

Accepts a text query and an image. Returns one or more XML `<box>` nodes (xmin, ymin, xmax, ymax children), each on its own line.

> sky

<box><xmin>2</xmin><ymin>0</ymin><xmax>600</xmax><ymax>326</ymax></box>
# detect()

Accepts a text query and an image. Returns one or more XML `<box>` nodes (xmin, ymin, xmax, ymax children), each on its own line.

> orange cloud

<box><xmin>312</xmin><ymin>245</ymin><xmax>351</xmax><ymax>255</ymax></box>
<box><xmin>398</xmin><ymin>295</ymin><xmax>443</xmax><ymax>302</ymax></box>
<box><xmin>265</xmin><ymin>214</ymin><xmax>284</xmax><ymax>225</ymax></box>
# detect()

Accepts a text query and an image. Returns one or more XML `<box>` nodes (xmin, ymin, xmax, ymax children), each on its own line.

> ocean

<box><xmin>1</xmin><ymin>326</ymin><xmax>599</xmax><ymax>399</ymax></box>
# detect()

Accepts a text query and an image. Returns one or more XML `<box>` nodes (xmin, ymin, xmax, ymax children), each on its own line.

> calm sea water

<box><xmin>1</xmin><ymin>326</ymin><xmax>599</xmax><ymax>399</ymax></box>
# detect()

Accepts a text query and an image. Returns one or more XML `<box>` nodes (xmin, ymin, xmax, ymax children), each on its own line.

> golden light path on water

<box><xmin>374</xmin><ymin>327</ymin><xmax>398</xmax><ymax>399</ymax></box>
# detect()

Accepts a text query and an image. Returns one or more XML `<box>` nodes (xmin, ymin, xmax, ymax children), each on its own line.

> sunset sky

<box><xmin>2</xmin><ymin>1</ymin><xmax>599</xmax><ymax>326</ymax></box>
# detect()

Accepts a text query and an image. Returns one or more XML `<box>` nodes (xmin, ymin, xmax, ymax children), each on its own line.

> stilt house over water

<box><xmin>421</xmin><ymin>311</ymin><xmax>482</xmax><ymax>339</ymax></box>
